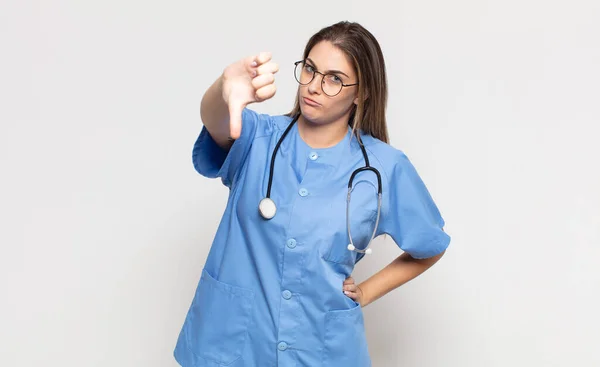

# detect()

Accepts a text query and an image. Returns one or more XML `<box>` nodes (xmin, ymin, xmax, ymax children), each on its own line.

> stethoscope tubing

<box><xmin>260</xmin><ymin>113</ymin><xmax>382</xmax><ymax>254</ymax></box>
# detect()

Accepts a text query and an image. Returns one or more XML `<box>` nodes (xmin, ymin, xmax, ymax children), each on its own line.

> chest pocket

<box><xmin>322</xmin><ymin>176</ymin><xmax>379</xmax><ymax>266</ymax></box>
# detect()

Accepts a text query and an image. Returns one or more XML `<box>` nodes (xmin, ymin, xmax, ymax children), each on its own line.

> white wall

<box><xmin>1</xmin><ymin>0</ymin><xmax>599</xmax><ymax>366</ymax></box>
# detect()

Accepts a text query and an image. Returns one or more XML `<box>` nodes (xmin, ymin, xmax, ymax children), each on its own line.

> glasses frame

<box><xmin>293</xmin><ymin>60</ymin><xmax>358</xmax><ymax>97</ymax></box>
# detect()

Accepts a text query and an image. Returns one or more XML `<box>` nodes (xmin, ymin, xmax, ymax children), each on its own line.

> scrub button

<box><xmin>299</xmin><ymin>188</ymin><xmax>308</xmax><ymax>197</ymax></box>
<box><xmin>277</xmin><ymin>342</ymin><xmax>288</xmax><ymax>351</ymax></box>
<box><xmin>309</xmin><ymin>152</ymin><xmax>319</xmax><ymax>160</ymax></box>
<box><xmin>282</xmin><ymin>290</ymin><xmax>292</xmax><ymax>299</ymax></box>
<box><xmin>286</xmin><ymin>239</ymin><xmax>297</xmax><ymax>249</ymax></box>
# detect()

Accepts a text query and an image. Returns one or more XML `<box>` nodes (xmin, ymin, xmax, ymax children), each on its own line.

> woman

<box><xmin>174</xmin><ymin>21</ymin><xmax>451</xmax><ymax>367</ymax></box>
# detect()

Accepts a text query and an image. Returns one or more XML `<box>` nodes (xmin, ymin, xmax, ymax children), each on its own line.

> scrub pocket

<box><xmin>322</xmin><ymin>302</ymin><xmax>372</xmax><ymax>366</ymax></box>
<box><xmin>185</xmin><ymin>269</ymin><xmax>255</xmax><ymax>365</ymax></box>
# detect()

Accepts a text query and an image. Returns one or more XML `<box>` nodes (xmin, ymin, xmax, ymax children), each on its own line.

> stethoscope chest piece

<box><xmin>259</xmin><ymin>197</ymin><xmax>277</xmax><ymax>219</ymax></box>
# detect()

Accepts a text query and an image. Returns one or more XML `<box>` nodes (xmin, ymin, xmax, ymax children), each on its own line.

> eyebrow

<box><xmin>306</xmin><ymin>57</ymin><xmax>350</xmax><ymax>78</ymax></box>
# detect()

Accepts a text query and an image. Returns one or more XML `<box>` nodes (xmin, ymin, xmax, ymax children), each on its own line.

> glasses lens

<box><xmin>322</xmin><ymin>74</ymin><xmax>343</xmax><ymax>96</ymax></box>
<box><xmin>294</xmin><ymin>61</ymin><xmax>344</xmax><ymax>96</ymax></box>
<box><xmin>294</xmin><ymin>61</ymin><xmax>313</xmax><ymax>85</ymax></box>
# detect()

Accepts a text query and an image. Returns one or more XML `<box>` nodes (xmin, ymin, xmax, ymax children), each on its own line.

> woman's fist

<box><xmin>222</xmin><ymin>52</ymin><xmax>279</xmax><ymax>139</ymax></box>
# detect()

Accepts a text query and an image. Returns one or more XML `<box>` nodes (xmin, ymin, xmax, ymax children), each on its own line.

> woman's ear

<box><xmin>354</xmin><ymin>91</ymin><xmax>369</xmax><ymax>105</ymax></box>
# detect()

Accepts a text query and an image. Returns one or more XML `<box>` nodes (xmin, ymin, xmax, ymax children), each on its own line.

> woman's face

<box><xmin>298</xmin><ymin>41</ymin><xmax>359</xmax><ymax>126</ymax></box>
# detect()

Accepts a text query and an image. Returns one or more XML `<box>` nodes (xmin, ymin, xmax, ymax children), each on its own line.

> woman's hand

<box><xmin>222</xmin><ymin>51</ymin><xmax>279</xmax><ymax>139</ymax></box>
<box><xmin>343</xmin><ymin>276</ymin><xmax>365</xmax><ymax>306</ymax></box>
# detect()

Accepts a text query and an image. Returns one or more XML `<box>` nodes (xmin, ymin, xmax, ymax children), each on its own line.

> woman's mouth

<box><xmin>302</xmin><ymin>97</ymin><xmax>320</xmax><ymax>107</ymax></box>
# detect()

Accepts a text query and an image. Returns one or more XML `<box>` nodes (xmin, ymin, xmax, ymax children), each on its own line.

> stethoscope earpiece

<box><xmin>347</xmin><ymin>244</ymin><xmax>373</xmax><ymax>254</ymax></box>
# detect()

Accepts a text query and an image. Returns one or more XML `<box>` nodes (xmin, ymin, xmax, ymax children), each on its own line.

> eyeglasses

<box><xmin>294</xmin><ymin>60</ymin><xmax>358</xmax><ymax>97</ymax></box>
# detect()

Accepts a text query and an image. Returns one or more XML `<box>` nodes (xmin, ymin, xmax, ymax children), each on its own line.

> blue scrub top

<box><xmin>174</xmin><ymin>108</ymin><xmax>450</xmax><ymax>367</ymax></box>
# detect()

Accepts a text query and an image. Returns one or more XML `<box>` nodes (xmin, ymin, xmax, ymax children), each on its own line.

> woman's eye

<box><xmin>327</xmin><ymin>74</ymin><xmax>342</xmax><ymax>84</ymax></box>
<box><xmin>305</xmin><ymin>64</ymin><xmax>314</xmax><ymax>72</ymax></box>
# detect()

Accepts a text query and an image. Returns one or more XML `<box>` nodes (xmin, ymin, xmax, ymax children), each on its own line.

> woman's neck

<box><xmin>297</xmin><ymin>115</ymin><xmax>349</xmax><ymax>149</ymax></box>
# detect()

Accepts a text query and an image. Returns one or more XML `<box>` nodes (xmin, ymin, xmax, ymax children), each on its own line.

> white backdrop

<box><xmin>1</xmin><ymin>0</ymin><xmax>599</xmax><ymax>366</ymax></box>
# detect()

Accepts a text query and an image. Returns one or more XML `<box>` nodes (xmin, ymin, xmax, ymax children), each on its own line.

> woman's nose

<box><xmin>307</xmin><ymin>73</ymin><xmax>323</xmax><ymax>94</ymax></box>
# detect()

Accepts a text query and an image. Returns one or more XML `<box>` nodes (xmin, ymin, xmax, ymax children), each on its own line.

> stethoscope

<box><xmin>258</xmin><ymin>114</ymin><xmax>382</xmax><ymax>255</ymax></box>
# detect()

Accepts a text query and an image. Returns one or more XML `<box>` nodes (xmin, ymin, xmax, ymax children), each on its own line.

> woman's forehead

<box><xmin>307</xmin><ymin>41</ymin><xmax>355</xmax><ymax>75</ymax></box>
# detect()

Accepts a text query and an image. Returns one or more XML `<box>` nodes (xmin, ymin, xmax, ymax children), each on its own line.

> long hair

<box><xmin>287</xmin><ymin>21</ymin><xmax>389</xmax><ymax>144</ymax></box>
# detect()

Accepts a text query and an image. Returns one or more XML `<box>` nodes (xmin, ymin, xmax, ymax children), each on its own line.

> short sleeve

<box><xmin>192</xmin><ymin>108</ymin><xmax>270</xmax><ymax>187</ymax></box>
<box><xmin>380</xmin><ymin>153</ymin><xmax>451</xmax><ymax>259</ymax></box>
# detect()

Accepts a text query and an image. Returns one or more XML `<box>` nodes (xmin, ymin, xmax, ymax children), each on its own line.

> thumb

<box><xmin>228</xmin><ymin>99</ymin><xmax>244</xmax><ymax>140</ymax></box>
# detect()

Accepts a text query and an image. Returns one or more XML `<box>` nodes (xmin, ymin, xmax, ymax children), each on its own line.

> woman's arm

<box><xmin>200</xmin><ymin>75</ymin><xmax>231</xmax><ymax>150</ymax></box>
<box><xmin>344</xmin><ymin>250</ymin><xmax>445</xmax><ymax>307</ymax></box>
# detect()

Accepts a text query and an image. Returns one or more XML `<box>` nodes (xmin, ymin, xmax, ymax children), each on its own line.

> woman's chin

<box><xmin>299</xmin><ymin>113</ymin><xmax>323</xmax><ymax>127</ymax></box>
<box><xmin>299</xmin><ymin>107</ymin><xmax>317</xmax><ymax>122</ymax></box>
